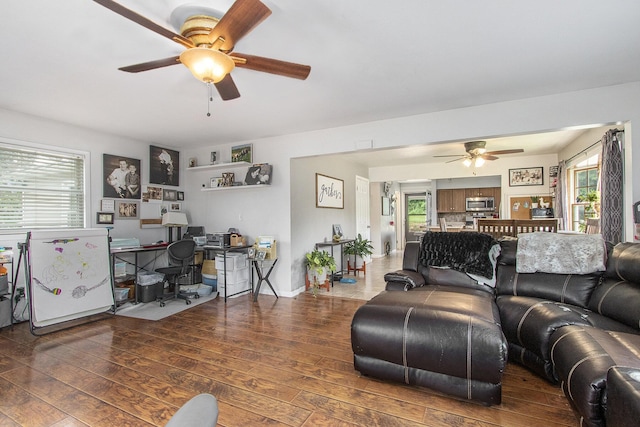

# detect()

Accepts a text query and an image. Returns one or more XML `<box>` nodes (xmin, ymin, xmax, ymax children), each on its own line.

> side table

<box><xmin>252</xmin><ymin>258</ymin><xmax>278</xmax><ymax>302</ymax></box>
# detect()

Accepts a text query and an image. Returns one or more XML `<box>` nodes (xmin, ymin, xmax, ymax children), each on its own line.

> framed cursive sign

<box><xmin>316</xmin><ymin>173</ymin><xmax>344</xmax><ymax>209</ymax></box>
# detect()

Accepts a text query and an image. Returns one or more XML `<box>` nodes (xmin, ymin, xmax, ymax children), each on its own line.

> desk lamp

<box><xmin>162</xmin><ymin>212</ymin><xmax>188</xmax><ymax>243</ymax></box>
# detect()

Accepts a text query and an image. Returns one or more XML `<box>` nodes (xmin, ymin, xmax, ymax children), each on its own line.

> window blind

<box><xmin>0</xmin><ymin>144</ymin><xmax>85</xmax><ymax>230</ymax></box>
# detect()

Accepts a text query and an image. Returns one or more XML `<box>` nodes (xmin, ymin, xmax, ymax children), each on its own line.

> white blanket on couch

<box><xmin>516</xmin><ymin>232</ymin><xmax>607</xmax><ymax>274</ymax></box>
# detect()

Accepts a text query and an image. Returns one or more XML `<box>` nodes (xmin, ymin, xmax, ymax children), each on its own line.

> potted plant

<box><xmin>344</xmin><ymin>233</ymin><xmax>374</xmax><ymax>269</ymax></box>
<box><xmin>530</xmin><ymin>195</ymin><xmax>540</xmax><ymax>209</ymax></box>
<box><xmin>305</xmin><ymin>248</ymin><xmax>337</xmax><ymax>294</ymax></box>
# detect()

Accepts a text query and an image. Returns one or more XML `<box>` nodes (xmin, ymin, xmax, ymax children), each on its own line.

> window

<box><xmin>569</xmin><ymin>154</ymin><xmax>600</xmax><ymax>232</ymax></box>
<box><xmin>0</xmin><ymin>142</ymin><xmax>86</xmax><ymax>230</ymax></box>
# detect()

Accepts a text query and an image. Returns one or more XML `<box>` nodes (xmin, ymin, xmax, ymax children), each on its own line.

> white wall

<box><xmin>2</xmin><ymin>81</ymin><xmax>639</xmax><ymax>296</ymax></box>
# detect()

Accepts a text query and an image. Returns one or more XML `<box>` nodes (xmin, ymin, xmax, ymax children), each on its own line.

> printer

<box><xmin>206</xmin><ymin>232</ymin><xmax>231</xmax><ymax>248</ymax></box>
<box><xmin>183</xmin><ymin>226</ymin><xmax>206</xmax><ymax>246</ymax></box>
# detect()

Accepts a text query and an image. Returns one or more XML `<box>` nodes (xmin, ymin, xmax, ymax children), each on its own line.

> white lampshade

<box><xmin>474</xmin><ymin>157</ymin><xmax>485</xmax><ymax>167</ymax></box>
<box><xmin>462</xmin><ymin>158</ymin><xmax>472</xmax><ymax>167</ymax></box>
<box><xmin>162</xmin><ymin>212</ymin><xmax>188</xmax><ymax>227</ymax></box>
<box><xmin>179</xmin><ymin>47</ymin><xmax>235</xmax><ymax>83</ymax></box>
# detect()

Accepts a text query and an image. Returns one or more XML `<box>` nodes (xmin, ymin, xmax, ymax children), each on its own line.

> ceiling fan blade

<box><xmin>119</xmin><ymin>56</ymin><xmax>181</xmax><ymax>73</ymax></box>
<box><xmin>483</xmin><ymin>155</ymin><xmax>499</xmax><ymax>161</ymax></box>
<box><xmin>485</xmin><ymin>149</ymin><xmax>524</xmax><ymax>155</ymax></box>
<box><xmin>214</xmin><ymin>75</ymin><xmax>241</xmax><ymax>100</ymax></box>
<box><xmin>93</xmin><ymin>0</ymin><xmax>194</xmax><ymax>48</ymax></box>
<box><xmin>208</xmin><ymin>0</ymin><xmax>272</xmax><ymax>52</ymax></box>
<box><xmin>433</xmin><ymin>154</ymin><xmax>465</xmax><ymax>158</ymax></box>
<box><xmin>445</xmin><ymin>157</ymin><xmax>466</xmax><ymax>164</ymax></box>
<box><xmin>232</xmin><ymin>53</ymin><xmax>311</xmax><ymax>80</ymax></box>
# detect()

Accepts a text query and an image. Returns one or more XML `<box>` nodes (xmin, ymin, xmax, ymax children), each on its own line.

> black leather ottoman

<box><xmin>351</xmin><ymin>286</ymin><xmax>508</xmax><ymax>405</ymax></box>
<box><xmin>606</xmin><ymin>366</ymin><xmax>640</xmax><ymax>427</ymax></box>
<box><xmin>550</xmin><ymin>326</ymin><xmax>640</xmax><ymax>427</ymax></box>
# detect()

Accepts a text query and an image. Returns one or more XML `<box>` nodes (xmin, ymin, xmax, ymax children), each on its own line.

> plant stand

<box><xmin>347</xmin><ymin>260</ymin><xmax>366</xmax><ymax>276</ymax></box>
<box><xmin>305</xmin><ymin>274</ymin><xmax>330</xmax><ymax>292</ymax></box>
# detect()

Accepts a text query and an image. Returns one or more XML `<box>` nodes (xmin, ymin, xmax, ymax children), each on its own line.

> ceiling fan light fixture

<box><xmin>180</xmin><ymin>47</ymin><xmax>235</xmax><ymax>83</ymax></box>
<box><xmin>462</xmin><ymin>158</ymin><xmax>472</xmax><ymax>167</ymax></box>
<box><xmin>474</xmin><ymin>157</ymin><xmax>485</xmax><ymax>167</ymax></box>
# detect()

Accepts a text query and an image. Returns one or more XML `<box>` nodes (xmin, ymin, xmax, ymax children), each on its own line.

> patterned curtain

<box><xmin>600</xmin><ymin>130</ymin><xmax>624</xmax><ymax>244</ymax></box>
<box><xmin>555</xmin><ymin>160</ymin><xmax>567</xmax><ymax>230</ymax></box>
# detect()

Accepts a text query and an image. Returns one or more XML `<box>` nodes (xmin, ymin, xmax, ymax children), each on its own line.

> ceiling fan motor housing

<box><xmin>464</xmin><ymin>140</ymin><xmax>487</xmax><ymax>155</ymax></box>
<box><xmin>180</xmin><ymin>15</ymin><xmax>220</xmax><ymax>47</ymax></box>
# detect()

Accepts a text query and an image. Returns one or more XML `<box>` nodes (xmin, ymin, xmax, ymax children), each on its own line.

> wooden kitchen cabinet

<box><xmin>437</xmin><ymin>189</ymin><xmax>466</xmax><ymax>213</ymax></box>
<box><xmin>465</xmin><ymin>187</ymin><xmax>496</xmax><ymax>198</ymax></box>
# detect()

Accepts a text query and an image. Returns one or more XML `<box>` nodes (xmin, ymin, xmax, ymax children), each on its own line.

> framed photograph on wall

<box><xmin>509</xmin><ymin>167</ymin><xmax>544</xmax><ymax>186</ymax></box>
<box><xmin>382</xmin><ymin>197</ymin><xmax>391</xmax><ymax>215</ymax></box>
<box><xmin>149</xmin><ymin>145</ymin><xmax>179</xmax><ymax>186</ymax></box>
<box><xmin>100</xmin><ymin>199</ymin><xmax>115</xmax><ymax>212</ymax></box>
<box><xmin>96</xmin><ymin>212</ymin><xmax>114</xmax><ymax>224</ymax></box>
<box><xmin>210</xmin><ymin>151</ymin><xmax>218</xmax><ymax>164</ymax></box>
<box><xmin>316</xmin><ymin>173</ymin><xmax>344</xmax><ymax>209</ymax></box>
<box><xmin>117</xmin><ymin>201</ymin><xmax>139</xmax><ymax>219</ymax></box>
<box><xmin>163</xmin><ymin>189</ymin><xmax>178</xmax><ymax>201</ymax></box>
<box><xmin>142</xmin><ymin>185</ymin><xmax>163</xmax><ymax>202</ymax></box>
<box><xmin>169</xmin><ymin>202</ymin><xmax>182</xmax><ymax>211</ymax></box>
<box><xmin>177</xmin><ymin>191</ymin><xmax>184</xmax><ymax>201</ymax></box>
<box><xmin>231</xmin><ymin>144</ymin><xmax>252</xmax><ymax>163</ymax></box>
<box><xmin>103</xmin><ymin>154</ymin><xmax>141</xmax><ymax>199</ymax></box>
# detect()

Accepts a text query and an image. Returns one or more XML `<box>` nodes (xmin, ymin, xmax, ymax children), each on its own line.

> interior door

<box><xmin>405</xmin><ymin>192</ymin><xmax>427</xmax><ymax>243</ymax></box>
<box><xmin>355</xmin><ymin>176</ymin><xmax>370</xmax><ymax>258</ymax></box>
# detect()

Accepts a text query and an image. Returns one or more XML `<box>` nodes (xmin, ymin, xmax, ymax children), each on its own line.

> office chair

<box><xmin>155</xmin><ymin>239</ymin><xmax>198</xmax><ymax>307</ymax></box>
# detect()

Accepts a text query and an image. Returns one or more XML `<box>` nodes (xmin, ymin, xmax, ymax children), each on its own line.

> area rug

<box><xmin>116</xmin><ymin>292</ymin><xmax>218</xmax><ymax>321</ymax></box>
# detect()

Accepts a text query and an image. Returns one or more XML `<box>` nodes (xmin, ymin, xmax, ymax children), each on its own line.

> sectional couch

<box><xmin>351</xmin><ymin>231</ymin><xmax>640</xmax><ymax>426</ymax></box>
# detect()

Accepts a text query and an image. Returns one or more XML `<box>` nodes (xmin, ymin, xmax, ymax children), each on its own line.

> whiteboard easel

<box><xmin>25</xmin><ymin>228</ymin><xmax>115</xmax><ymax>335</ymax></box>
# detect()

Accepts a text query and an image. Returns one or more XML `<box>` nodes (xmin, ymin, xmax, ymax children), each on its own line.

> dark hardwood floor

<box><xmin>0</xmin><ymin>265</ymin><xmax>579</xmax><ymax>426</ymax></box>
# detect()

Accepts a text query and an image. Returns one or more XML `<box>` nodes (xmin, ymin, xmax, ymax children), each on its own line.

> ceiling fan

<box><xmin>434</xmin><ymin>141</ymin><xmax>524</xmax><ymax>167</ymax></box>
<box><xmin>92</xmin><ymin>0</ymin><xmax>311</xmax><ymax>101</ymax></box>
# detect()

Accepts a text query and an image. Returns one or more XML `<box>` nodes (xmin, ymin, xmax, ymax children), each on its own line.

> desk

<box><xmin>202</xmin><ymin>245</ymin><xmax>253</xmax><ymax>302</ymax></box>
<box><xmin>315</xmin><ymin>239</ymin><xmax>354</xmax><ymax>284</ymax></box>
<box><xmin>252</xmin><ymin>259</ymin><xmax>278</xmax><ymax>302</ymax></box>
<box><xmin>110</xmin><ymin>244</ymin><xmax>169</xmax><ymax>304</ymax></box>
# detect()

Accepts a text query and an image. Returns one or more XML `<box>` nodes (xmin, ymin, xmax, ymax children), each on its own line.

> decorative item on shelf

<box><xmin>222</xmin><ymin>172</ymin><xmax>235</xmax><ymax>187</ymax></box>
<box><xmin>344</xmin><ymin>233</ymin><xmax>373</xmax><ymax>275</ymax></box>
<box><xmin>210</xmin><ymin>177</ymin><xmax>222</xmax><ymax>188</ymax></box>
<box><xmin>188</xmin><ymin>158</ymin><xmax>197</xmax><ymax>168</ymax></box>
<box><xmin>305</xmin><ymin>248</ymin><xmax>337</xmax><ymax>296</ymax></box>
<box><xmin>244</xmin><ymin>163</ymin><xmax>272</xmax><ymax>185</ymax></box>
<box><xmin>210</xmin><ymin>151</ymin><xmax>218</xmax><ymax>165</ymax></box>
<box><xmin>332</xmin><ymin>224</ymin><xmax>343</xmax><ymax>242</ymax></box>
<box><xmin>231</xmin><ymin>144</ymin><xmax>253</xmax><ymax>163</ymax></box>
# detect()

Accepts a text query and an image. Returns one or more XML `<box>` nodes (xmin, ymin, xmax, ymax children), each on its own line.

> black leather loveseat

<box><xmin>352</xmin><ymin>232</ymin><xmax>640</xmax><ymax>426</ymax></box>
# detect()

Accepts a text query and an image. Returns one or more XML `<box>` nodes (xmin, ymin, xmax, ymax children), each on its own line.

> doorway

<box><xmin>405</xmin><ymin>192</ymin><xmax>429</xmax><ymax>243</ymax></box>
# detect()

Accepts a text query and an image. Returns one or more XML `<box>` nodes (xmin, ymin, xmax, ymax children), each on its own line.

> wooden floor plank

<box><xmin>0</xmin><ymin>252</ymin><xmax>579</xmax><ymax>426</ymax></box>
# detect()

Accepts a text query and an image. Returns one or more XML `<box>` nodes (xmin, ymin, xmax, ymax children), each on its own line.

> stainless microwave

<box><xmin>466</xmin><ymin>197</ymin><xmax>495</xmax><ymax>212</ymax></box>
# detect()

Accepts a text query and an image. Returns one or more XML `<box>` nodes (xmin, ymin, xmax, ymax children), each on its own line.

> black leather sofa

<box><xmin>351</xmin><ymin>232</ymin><xmax>508</xmax><ymax>406</ymax></box>
<box><xmin>351</xmin><ymin>233</ymin><xmax>640</xmax><ymax>426</ymax></box>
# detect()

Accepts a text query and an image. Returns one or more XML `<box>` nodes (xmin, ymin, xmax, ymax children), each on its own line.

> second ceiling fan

<box><xmin>434</xmin><ymin>141</ymin><xmax>524</xmax><ymax>167</ymax></box>
<box><xmin>93</xmin><ymin>0</ymin><xmax>311</xmax><ymax>101</ymax></box>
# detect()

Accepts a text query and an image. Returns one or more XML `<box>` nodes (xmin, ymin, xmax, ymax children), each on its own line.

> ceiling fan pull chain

<box><xmin>206</xmin><ymin>83</ymin><xmax>213</xmax><ymax>117</ymax></box>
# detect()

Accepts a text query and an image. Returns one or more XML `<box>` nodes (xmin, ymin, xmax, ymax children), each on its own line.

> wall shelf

<box><xmin>201</xmin><ymin>184</ymin><xmax>271</xmax><ymax>192</ymax></box>
<box><xmin>186</xmin><ymin>161</ymin><xmax>250</xmax><ymax>172</ymax></box>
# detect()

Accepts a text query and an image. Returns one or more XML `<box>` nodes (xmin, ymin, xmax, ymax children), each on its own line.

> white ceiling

<box><xmin>1</xmin><ymin>1</ymin><xmax>639</xmax><ymax>164</ymax></box>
